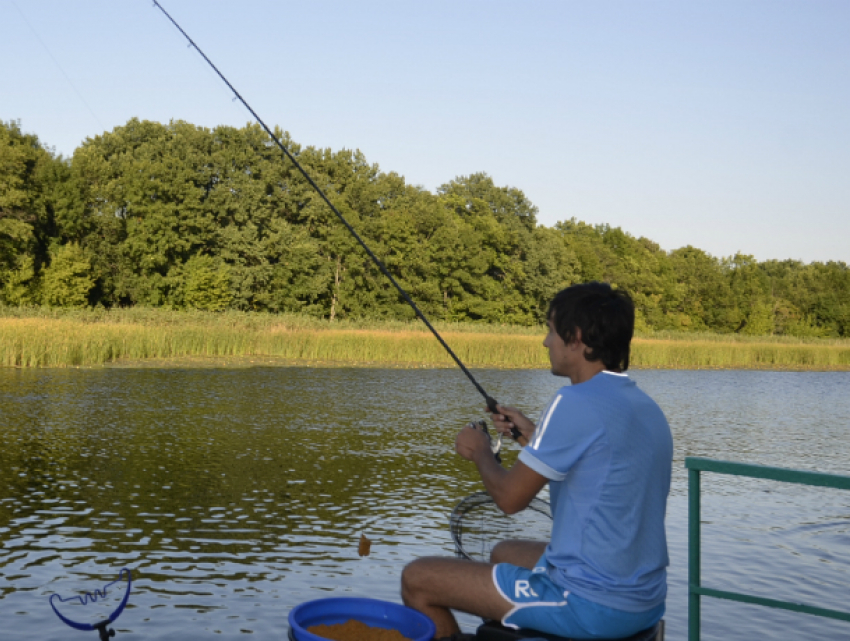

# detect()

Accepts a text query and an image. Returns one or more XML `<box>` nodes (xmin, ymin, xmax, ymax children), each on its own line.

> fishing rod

<box><xmin>150</xmin><ymin>1</ymin><xmax>521</xmax><ymax>441</ymax></box>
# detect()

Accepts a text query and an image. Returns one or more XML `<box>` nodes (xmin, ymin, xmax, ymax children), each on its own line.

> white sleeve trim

<box><xmin>519</xmin><ymin>449</ymin><xmax>566</xmax><ymax>481</ymax></box>
<box><xmin>531</xmin><ymin>394</ymin><xmax>562</xmax><ymax>450</ymax></box>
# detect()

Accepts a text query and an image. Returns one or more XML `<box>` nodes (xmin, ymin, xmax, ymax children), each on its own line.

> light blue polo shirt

<box><xmin>518</xmin><ymin>371</ymin><xmax>673</xmax><ymax>613</ymax></box>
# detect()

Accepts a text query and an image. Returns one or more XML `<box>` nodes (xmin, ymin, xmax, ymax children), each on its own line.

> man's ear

<box><xmin>570</xmin><ymin>327</ymin><xmax>584</xmax><ymax>348</ymax></box>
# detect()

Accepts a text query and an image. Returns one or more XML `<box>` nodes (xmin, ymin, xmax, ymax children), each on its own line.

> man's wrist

<box><xmin>472</xmin><ymin>447</ymin><xmax>492</xmax><ymax>466</ymax></box>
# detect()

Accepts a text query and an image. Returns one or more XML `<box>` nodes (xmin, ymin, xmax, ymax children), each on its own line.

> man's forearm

<box><xmin>473</xmin><ymin>450</ymin><xmax>518</xmax><ymax>513</ymax></box>
<box><xmin>473</xmin><ymin>449</ymin><xmax>548</xmax><ymax>515</ymax></box>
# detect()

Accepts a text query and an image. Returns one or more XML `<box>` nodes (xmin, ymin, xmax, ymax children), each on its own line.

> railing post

<box><xmin>684</xmin><ymin>457</ymin><xmax>850</xmax><ymax>633</ymax></box>
<box><xmin>688</xmin><ymin>465</ymin><xmax>701</xmax><ymax>641</ymax></box>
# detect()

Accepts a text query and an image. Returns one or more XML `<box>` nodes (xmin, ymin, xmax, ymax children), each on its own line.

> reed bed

<box><xmin>1</xmin><ymin>309</ymin><xmax>849</xmax><ymax>370</ymax></box>
<box><xmin>631</xmin><ymin>338</ymin><xmax>850</xmax><ymax>371</ymax></box>
<box><xmin>0</xmin><ymin>318</ymin><xmax>546</xmax><ymax>368</ymax></box>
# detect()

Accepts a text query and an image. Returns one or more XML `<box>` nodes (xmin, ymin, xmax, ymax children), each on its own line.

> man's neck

<box><xmin>568</xmin><ymin>360</ymin><xmax>606</xmax><ymax>385</ymax></box>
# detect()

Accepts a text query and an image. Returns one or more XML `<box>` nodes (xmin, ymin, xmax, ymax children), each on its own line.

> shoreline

<box><xmin>2</xmin><ymin>311</ymin><xmax>850</xmax><ymax>371</ymax></box>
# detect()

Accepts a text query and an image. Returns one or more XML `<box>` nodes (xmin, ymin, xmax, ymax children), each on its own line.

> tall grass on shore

<box><xmin>2</xmin><ymin>307</ymin><xmax>849</xmax><ymax>370</ymax></box>
<box><xmin>631</xmin><ymin>338</ymin><xmax>850</xmax><ymax>370</ymax></box>
<box><xmin>0</xmin><ymin>310</ymin><xmax>546</xmax><ymax>369</ymax></box>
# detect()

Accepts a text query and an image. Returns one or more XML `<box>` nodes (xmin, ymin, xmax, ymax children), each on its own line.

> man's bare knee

<box><xmin>401</xmin><ymin>557</ymin><xmax>448</xmax><ymax>607</ymax></box>
<box><xmin>400</xmin><ymin>558</ymin><xmax>427</xmax><ymax>605</ymax></box>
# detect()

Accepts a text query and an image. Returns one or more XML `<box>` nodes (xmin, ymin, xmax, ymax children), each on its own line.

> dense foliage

<box><xmin>2</xmin><ymin>118</ymin><xmax>849</xmax><ymax>336</ymax></box>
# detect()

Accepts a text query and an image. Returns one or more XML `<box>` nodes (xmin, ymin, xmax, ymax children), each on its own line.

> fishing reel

<box><xmin>468</xmin><ymin>419</ymin><xmax>503</xmax><ymax>464</ymax></box>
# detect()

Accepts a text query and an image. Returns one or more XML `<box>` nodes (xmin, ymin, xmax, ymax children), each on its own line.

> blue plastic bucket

<box><xmin>288</xmin><ymin>597</ymin><xmax>436</xmax><ymax>641</ymax></box>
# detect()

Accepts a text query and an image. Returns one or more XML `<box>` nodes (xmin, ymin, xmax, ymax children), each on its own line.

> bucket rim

<box><xmin>288</xmin><ymin>597</ymin><xmax>436</xmax><ymax>641</ymax></box>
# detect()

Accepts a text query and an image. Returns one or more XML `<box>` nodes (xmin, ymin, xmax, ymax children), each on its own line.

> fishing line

<box><xmin>11</xmin><ymin>0</ymin><xmax>105</xmax><ymax>134</ymax></box>
<box><xmin>150</xmin><ymin>1</ymin><xmax>521</xmax><ymax>440</ymax></box>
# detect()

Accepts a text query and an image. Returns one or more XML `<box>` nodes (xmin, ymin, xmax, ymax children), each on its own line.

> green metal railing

<box><xmin>686</xmin><ymin>457</ymin><xmax>850</xmax><ymax>641</ymax></box>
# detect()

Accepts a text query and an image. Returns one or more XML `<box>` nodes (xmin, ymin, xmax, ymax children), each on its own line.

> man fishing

<box><xmin>401</xmin><ymin>282</ymin><xmax>673</xmax><ymax>641</ymax></box>
<box><xmin>145</xmin><ymin>9</ymin><xmax>670</xmax><ymax>638</ymax></box>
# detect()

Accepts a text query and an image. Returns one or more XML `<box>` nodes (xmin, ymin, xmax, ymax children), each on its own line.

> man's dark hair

<box><xmin>547</xmin><ymin>282</ymin><xmax>635</xmax><ymax>371</ymax></box>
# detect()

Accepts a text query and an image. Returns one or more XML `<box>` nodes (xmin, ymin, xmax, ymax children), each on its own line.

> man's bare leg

<box><xmin>401</xmin><ymin>557</ymin><xmax>513</xmax><ymax>638</ymax></box>
<box><xmin>489</xmin><ymin>540</ymin><xmax>547</xmax><ymax>568</ymax></box>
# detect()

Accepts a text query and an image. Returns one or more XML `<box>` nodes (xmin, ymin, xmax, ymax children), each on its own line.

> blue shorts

<box><xmin>492</xmin><ymin>558</ymin><xmax>664</xmax><ymax>640</ymax></box>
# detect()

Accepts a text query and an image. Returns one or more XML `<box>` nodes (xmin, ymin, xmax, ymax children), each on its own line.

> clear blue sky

<box><xmin>3</xmin><ymin>1</ymin><xmax>848</xmax><ymax>264</ymax></box>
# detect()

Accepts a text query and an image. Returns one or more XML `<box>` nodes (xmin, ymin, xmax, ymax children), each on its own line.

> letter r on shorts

<box><xmin>514</xmin><ymin>580</ymin><xmax>538</xmax><ymax>598</ymax></box>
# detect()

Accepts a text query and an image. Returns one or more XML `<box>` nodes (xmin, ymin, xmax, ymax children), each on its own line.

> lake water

<box><xmin>1</xmin><ymin>366</ymin><xmax>849</xmax><ymax>640</ymax></box>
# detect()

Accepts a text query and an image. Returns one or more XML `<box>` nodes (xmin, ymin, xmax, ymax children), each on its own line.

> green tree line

<box><xmin>2</xmin><ymin>118</ymin><xmax>849</xmax><ymax>337</ymax></box>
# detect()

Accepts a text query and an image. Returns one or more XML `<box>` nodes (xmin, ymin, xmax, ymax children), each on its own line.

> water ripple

<box><xmin>1</xmin><ymin>367</ymin><xmax>849</xmax><ymax>639</ymax></box>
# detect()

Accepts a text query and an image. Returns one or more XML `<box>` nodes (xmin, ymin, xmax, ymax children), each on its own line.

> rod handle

<box><xmin>486</xmin><ymin>396</ymin><xmax>522</xmax><ymax>441</ymax></box>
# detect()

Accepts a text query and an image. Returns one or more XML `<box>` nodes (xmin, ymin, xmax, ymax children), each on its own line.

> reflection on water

<box><xmin>1</xmin><ymin>367</ymin><xmax>849</xmax><ymax>639</ymax></box>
